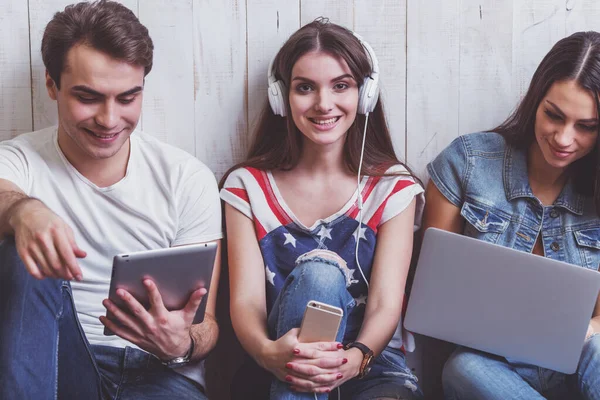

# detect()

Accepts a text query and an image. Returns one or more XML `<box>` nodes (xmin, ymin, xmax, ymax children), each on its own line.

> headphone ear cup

<box><xmin>268</xmin><ymin>80</ymin><xmax>287</xmax><ymax>117</ymax></box>
<box><xmin>357</xmin><ymin>77</ymin><xmax>379</xmax><ymax>115</ymax></box>
<box><xmin>357</xmin><ymin>80</ymin><xmax>367</xmax><ymax>115</ymax></box>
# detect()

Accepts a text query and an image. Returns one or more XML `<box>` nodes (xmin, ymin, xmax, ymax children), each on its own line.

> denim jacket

<box><xmin>427</xmin><ymin>132</ymin><xmax>600</xmax><ymax>271</ymax></box>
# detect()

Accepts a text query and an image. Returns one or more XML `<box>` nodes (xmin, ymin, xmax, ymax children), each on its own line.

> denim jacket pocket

<box><xmin>461</xmin><ymin>202</ymin><xmax>509</xmax><ymax>244</ymax></box>
<box><xmin>574</xmin><ymin>227</ymin><xmax>600</xmax><ymax>270</ymax></box>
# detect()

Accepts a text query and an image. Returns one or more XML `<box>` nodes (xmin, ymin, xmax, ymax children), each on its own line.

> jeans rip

<box><xmin>295</xmin><ymin>249</ymin><xmax>358</xmax><ymax>287</ymax></box>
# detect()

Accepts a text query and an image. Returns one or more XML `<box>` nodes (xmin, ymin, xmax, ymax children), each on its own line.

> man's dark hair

<box><xmin>41</xmin><ymin>0</ymin><xmax>154</xmax><ymax>89</ymax></box>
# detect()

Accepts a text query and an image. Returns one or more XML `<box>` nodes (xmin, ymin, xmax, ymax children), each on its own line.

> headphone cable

<box><xmin>355</xmin><ymin>112</ymin><xmax>370</xmax><ymax>290</ymax></box>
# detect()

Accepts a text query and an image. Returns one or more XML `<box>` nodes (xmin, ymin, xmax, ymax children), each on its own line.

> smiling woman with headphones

<box><xmin>220</xmin><ymin>18</ymin><xmax>425</xmax><ymax>400</ymax></box>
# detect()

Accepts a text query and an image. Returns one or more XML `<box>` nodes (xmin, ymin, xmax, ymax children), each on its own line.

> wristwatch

<box><xmin>344</xmin><ymin>341</ymin><xmax>374</xmax><ymax>379</ymax></box>
<box><xmin>161</xmin><ymin>336</ymin><xmax>195</xmax><ymax>368</ymax></box>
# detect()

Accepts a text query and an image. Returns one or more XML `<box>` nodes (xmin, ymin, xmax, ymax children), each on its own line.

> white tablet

<box><xmin>104</xmin><ymin>242</ymin><xmax>218</xmax><ymax>336</ymax></box>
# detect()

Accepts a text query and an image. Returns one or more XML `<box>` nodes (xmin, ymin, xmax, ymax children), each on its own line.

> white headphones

<box><xmin>267</xmin><ymin>31</ymin><xmax>380</xmax><ymax>117</ymax></box>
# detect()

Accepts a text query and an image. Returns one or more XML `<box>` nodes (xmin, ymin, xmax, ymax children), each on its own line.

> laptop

<box><xmin>404</xmin><ymin>227</ymin><xmax>600</xmax><ymax>374</ymax></box>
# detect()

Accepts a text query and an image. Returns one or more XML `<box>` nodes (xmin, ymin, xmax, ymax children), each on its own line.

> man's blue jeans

<box><xmin>266</xmin><ymin>251</ymin><xmax>422</xmax><ymax>400</ymax></box>
<box><xmin>442</xmin><ymin>338</ymin><xmax>600</xmax><ymax>400</ymax></box>
<box><xmin>0</xmin><ymin>238</ymin><xmax>206</xmax><ymax>400</ymax></box>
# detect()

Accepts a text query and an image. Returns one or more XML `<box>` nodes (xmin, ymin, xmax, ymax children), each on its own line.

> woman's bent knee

<box><xmin>294</xmin><ymin>250</ymin><xmax>352</xmax><ymax>290</ymax></box>
<box><xmin>442</xmin><ymin>348</ymin><xmax>491</xmax><ymax>397</ymax></box>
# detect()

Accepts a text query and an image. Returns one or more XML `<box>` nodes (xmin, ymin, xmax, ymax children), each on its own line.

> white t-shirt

<box><xmin>0</xmin><ymin>126</ymin><xmax>222</xmax><ymax>386</ymax></box>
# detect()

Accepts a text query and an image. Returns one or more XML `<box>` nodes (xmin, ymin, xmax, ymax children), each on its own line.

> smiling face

<box><xmin>532</xmin><ymin>79</ymin><xmax>599</xmax><ymax>172</ymax></box>
<box><xmin>288</xmin><ymin>51</ymin><xmax>359</xmax><ymax>149</ymax></box>
<box><xmin>47</xmin><ymin>43</ymin><xmax>145</xmax><ymax>166</ymax></box>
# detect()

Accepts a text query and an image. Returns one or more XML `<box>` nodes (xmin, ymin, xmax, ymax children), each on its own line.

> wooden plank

<box><xmin>246</xmin><ymin>0</ymin><xmax>299</xmax><ymax>138</ymax></box>
<box><xmin>511</xmin><ymin>0</ymin><xmax>566</xmax><ymax>99</ymax></box>
<box><xmin>139</xmin><ymin>0</ymin><xmax>194</xmax><ymax>150</ymax></box>
<box><xmin>565</xmin><ymin>0</ymin><xmax>600</xmax><ymax>34</ymax></box>
<box><xmin>512</xmin><ymin>0</ymin><xmax>600</xmax><ymax>106</ymax></box>
<box><xmin>300</xmin><ymin>0</ymin><xmax>352</xmax><ymax>28</ymax></box>
<box><xmin>28</xmin><ymin>0</ymin><xmax>138</xmax><ymax>131</ymax></box>
<box><xmin>0</xmin><ymin>0</ymin><xmax>32</xmax><ymax>140</ymax></box>
<box><xmin>192</xmin><ymin>0</ymin><xmax>247</xmax><ymax>179</ymax></box>
<box><xmin>406</xmin><ymin>0</ymin><xmax>460</xmax><ymax>180</ymax></box>
<box><xmin>459</xmin><ymin>0</ymin><xmax>513</xmax><ymax>136</ymax></box>
<box><xmin>354</xmin><ymin>0</ymin><xmax>407</xmax><ymax>161</ymax></box>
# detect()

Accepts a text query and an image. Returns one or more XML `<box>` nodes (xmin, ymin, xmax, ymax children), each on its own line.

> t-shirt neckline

<box><xmin>53</xmin><ymin>128</ymin><xmax>135</xmax><ymax>192</ymax></box>
<box><xmin>265</xmin><ymin>170</ymin><xmax>369</xmax><ymax>231</ymax></box>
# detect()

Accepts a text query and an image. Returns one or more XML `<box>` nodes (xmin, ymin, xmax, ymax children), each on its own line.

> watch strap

<box><xmin>162</xmin><ymin>335</ymin><xmax>195</xmax><ymax>368</ymax></box>
<box><xmin>344</xmin><ymin>341</ymin><xmax>372</xmax><ymax>356</ymax></box>
<box><xmin>344</xmin><ymin>341</ymin><xmax>374</xmax><ymax>379</ymax></box>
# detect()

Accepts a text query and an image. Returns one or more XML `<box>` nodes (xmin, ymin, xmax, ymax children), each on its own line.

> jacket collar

<box><xmin>503</xmin><ymin>145</ymin><xmax>584</xmax><ymax>215</ymax></box>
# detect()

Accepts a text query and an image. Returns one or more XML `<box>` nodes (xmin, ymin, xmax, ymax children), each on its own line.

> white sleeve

<box><xmin>380</xmin><ymin>181</ymin><xmax>425</xmax><ymax>232</ymax></box>
<box><xmin>219</xmin><ymin>168</ymin><xmax>253</xmax><ymax>220</ymax></box>
<box><xmin>172</xmin><ymin>159</ymin><xmax>223</xmax><ymax>246</ymax></box>
<box><xmin>378</xmin><ymin>166</ymin><xmax>425</xmax><ymax>231</ymax></box>
<box><xmin>0</xmin><ymin>139</ymin><xmax>30</xmax><ymax>193</ymax></box>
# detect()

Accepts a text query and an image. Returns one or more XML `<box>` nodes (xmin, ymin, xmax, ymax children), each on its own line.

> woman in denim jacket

<box><xmin>424</xmin><ymin>31</ymin><xmax>600</xmax><ymax>399</ymax></box>
<box><xmin>220</xmin><ymin>19</ymin><xmax>424</xmax><ymax>400</ymax></box>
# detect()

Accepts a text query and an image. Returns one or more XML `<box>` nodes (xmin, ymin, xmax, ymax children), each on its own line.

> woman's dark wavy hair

<box><xmin>221</xmin><ymin>18</ymin><xmax>420</xmax><ymax>187</ymax></box>
<box><xmin>42</xmin><ymin>0</ymin><xmax>153</xmax><ymax>89</ymax></box>
<box><xmin>493</xmin><ymin>31</ymin><xmax>600</xmax><ymax>215</ymax></box>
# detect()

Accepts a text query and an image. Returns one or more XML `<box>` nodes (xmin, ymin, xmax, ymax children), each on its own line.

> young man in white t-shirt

<box><xmin>0</xmin><ymin>1</ymin><xmax>222</xmax><ymax>398</ymax></box>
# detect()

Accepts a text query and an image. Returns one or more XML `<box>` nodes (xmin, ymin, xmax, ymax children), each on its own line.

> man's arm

<box><xmin>189</xmin><ymin>240</ymin><xmax>221</xmax><ymax>361</ymax></box>
<box><xmin>0</xmin><ymin>179</ymin><xmax>30</xmax><ymax>237</ymax></box>
<box><xmin>0</xmin><ymin>178</ymin><xmax>85</xmax><ymax>280</ymax></box>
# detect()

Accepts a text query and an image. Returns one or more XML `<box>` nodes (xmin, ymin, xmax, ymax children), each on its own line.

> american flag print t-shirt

<box><xmin>220</xmin><ymin>165</ymin><xmax>424</xmax><ymax>351</ymax></box>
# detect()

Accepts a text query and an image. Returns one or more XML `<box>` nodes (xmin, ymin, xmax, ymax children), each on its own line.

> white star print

<box><xmin>353</xmin><ymin>225</ymin><xmax>367</xmax><ymax>242</ymax></box>
<box><xmin>317</xmin><ymin>226</ymin><xmax>332</xmax><ymax>241</ymax></box>
<box><xmin>265</xmin><ymin>266</ymin><xmax>276</xmax><ymax>286</ymax></box>
<box><xmin>347</xmin><ymin>268</ymin><xmax>357</xmax><ymax>283</ymax></box>
<box><xmin>338</xmin><ymin>264</ymin><xmax>358</xmax><ymax>287</ymax></box>
<box><xmin>354</xmin><ymin>294</ymin><xmax>367</xmax><ymax>306</ymax></box>
<box><xmin>283</xmin><ymin>232</ymin><xmax>297</xmax><ymax>247</ymax></box>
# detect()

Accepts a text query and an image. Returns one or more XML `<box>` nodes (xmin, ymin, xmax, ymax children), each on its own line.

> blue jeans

<box><xmin>0</xmin><ymin>238</ymin><xmax>206</xmax><ymax>400</ymax></box>
<box><xmin>442</xmin><ymin>338</ymin><xmax>600</xmax><ymax>400</ymax></box>
<box><xmin>266</xmin><ymin>251</ymin><xmax>423</xmax><ymax>400</ymax></box>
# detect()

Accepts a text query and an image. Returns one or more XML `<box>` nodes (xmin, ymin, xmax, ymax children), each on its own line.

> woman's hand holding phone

<box><xmin>258</xmin><ymin>328</ymin><xmax>302</xmax><ymax>382</ymax></box>
<box><xmin>285</xmin><ymin>341</ymin><xmax>363</xmax><ymax>393</ymax></box>
<box><xmin>277</xmin><ymin>300</ymin><xmax>354</xmax><ymax>392</ymax></box>
<box><xmin>258</xmin><ymin>327</ymin><xmax>347</xmax><ymax>393</ymax></box>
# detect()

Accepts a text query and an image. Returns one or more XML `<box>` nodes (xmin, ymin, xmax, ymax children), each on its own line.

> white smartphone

<box><xmin>298</xmin><ymin>300</ymin><xmax>344</xmax><ymax>343</ymax></box>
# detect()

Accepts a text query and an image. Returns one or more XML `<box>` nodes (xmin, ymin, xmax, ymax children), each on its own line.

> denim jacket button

<box><xmin>550</xmin><ymin>242</ymin><xmax>560</xmax><ymax>251</ymax></box>
<box><xmin>550</xmin><ymin>209</ymin><xmax>559</xmax><ymax>218</ymax></box>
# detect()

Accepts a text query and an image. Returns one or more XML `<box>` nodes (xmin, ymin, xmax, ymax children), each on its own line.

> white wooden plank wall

<box><xmin>246</xmin><ymin>0</ymin><xmax>299</xmax><ymax>136</ymax></box>
<box><xmin>355</xmin><ymin>0</ymin><xmax>407</xmax><ymax>160</ymax></box>
<box><xmin>140</xmin><ymin>0</ymin><xmax>194</xmax><ymax>148</ymax></box>
<box><xmin>406</xmin><ymin>0</ymin><xmax>459</xmax><ymax>179</ymax></box>
<box><xmin>4</xmin><ymin>1</ymin><xmax>600</xmax><ymax>178</ymax></box>
<box><xmin>0</xmin><ymin>1</ymin><xmax>31</xmax><ymax>139</ymax></box>
<box><xmin>459</xmin><ymin>0</ymin><xmax>513</xmax><ymax>136</ymax></box>
<box><xmin>193</xmin><ymin>0</ymin><xmax>247</xmax><ymax>177</ymax></box>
